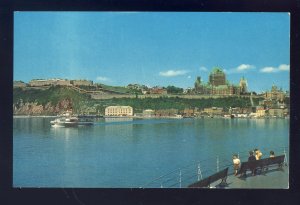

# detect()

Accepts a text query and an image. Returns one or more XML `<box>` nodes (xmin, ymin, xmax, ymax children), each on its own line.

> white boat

<box><xmin>170</xmin><ymin>114</ymin><xmax>183</xmax><ymax>119</ymax></box>
<box><xmin>50</xmin><ymin>116</ymin><xmax>94</xmax><ymax>127</ymax></box>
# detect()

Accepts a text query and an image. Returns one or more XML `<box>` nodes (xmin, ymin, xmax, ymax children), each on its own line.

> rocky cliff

<box><xmin>13</xmin><ymin>98</ymin><xmax>73</xmax><ymax>115</ymax></box>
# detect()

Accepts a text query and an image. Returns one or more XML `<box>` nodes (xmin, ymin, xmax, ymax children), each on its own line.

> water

<box><xmin>13</xmin><ymin>117</ymin><xmax>289</xmax><ymax>188</ymax></box>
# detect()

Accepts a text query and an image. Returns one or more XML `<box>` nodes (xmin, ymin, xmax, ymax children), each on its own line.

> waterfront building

<box><xmin>256</xmin><ymin>107</ymin><xmax>266</xmax><ymax>117</ymax></box>
<box><xmin>142</xmin><ymin>109</ymin><xmax>155</xmax><ymax>117</ymax></box>
<box><xmin>268</xmin><ymin>108</ymin><xmax>288</xmax><ymax>118</ymax></box>
<box><xmin>155</xmin><ymin>109</ymin><xmax>178</xmax><ymax>117</ymax></box>
<box><xmin>230</xmin><ymin>107</ymin><xmax>251</xmax><ymax>115</ymax></box>
<box><xmin>193</xmin><ymin>108</ymin><xmax>201</xmax><ymax>116</ymax></box>
<box><xmin>105</xmin><ymin>106</ymin><xmax>133</xmax><ymax>116</ymax></box>
<box><xmin>182</xmin><ymin>108</ymin><xmax>194</xmax><ymax>117</ymax></box>
<box><xmin>203</xmin><ymin>107</ymin><xmax>223</xmax><ymax>116</ymax></box>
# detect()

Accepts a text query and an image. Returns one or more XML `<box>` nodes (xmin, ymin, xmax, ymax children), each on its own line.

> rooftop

<box><xmin>211</xmin><ymin>67</ymin><xmax>225</xmax><ymax>74</ymax></box>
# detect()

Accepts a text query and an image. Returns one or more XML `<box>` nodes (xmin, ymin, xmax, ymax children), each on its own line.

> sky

<box><xmin>14</xmin><ymin>12</ymin><xmax>290</xmax><ymax>93</ymax></box>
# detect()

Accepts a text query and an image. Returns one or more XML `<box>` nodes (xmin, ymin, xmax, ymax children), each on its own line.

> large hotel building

<box><xmin>105</xmin><ymin>106</ymin><xmax>133</xmax><ymax>116</ymax></box>
<box><xmin>209</xmin><ymin>67</ymin><xmax>226</xmax><ymax>86</ymax></box>
<box><xmin>194</xmin><ymin>67</ymin><xmax>248</xmax><ymax>95</ymax></box>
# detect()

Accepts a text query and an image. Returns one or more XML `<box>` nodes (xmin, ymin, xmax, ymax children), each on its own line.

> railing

<box><xmin>141</xmin><ymin>146</ymin><xmax>289</xmax><ymax>188</ymax></box>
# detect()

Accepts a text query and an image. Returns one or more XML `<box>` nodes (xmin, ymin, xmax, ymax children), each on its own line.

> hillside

<box><xmin>13</xmin><ymin>86</ymin><xmax>260</xmax><ymax>115</ymax></box>
<box><xmin>13</xmin><ymin>86</ymin><xmax>91</xmax><ymax>115</ymax></box>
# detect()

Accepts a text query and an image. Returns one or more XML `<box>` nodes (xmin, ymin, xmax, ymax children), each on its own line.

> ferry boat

<box><xmin>50</xmin><ymin>112</ymin><xmax>94</xmax><ymax>127</ymax></box>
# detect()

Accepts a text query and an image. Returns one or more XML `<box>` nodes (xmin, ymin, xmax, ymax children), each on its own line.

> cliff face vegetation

<box><xmin>13</xmin><ymin>86</ymin><xmax>90</xmax><ymax>115</ymax></box>
<box><xmin>13</xmin><ymin>99</ymin><xmax>73</xmax><ymax>115</ymax></box>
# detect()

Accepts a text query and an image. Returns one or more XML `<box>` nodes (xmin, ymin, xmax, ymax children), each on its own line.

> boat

<box><xmin>170</xmin><ymin>114</ymin><xmax>183</xmax><ymax>119</ymax></box>
<box><xmin>50</xmin><ymin>114</ymin><xmax>94</xmax><ymax>127</ymax></box>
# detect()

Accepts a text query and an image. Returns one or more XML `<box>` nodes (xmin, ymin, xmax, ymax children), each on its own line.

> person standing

<box><xmin>248</xmin><ymin>151</ymin><xmax>256</xmax><ymax>175</ymax></box>
<box><xmin>232</xmin><ymin>154</ymin><xmax>241</xmax><ymax>176</ymax></box>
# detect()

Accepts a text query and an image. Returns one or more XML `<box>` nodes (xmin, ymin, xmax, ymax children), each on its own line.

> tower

<box><xmin>194</xmin><ymin>76</ymin><xmax>201</xmax><ymax>89</ymax></box>
<box><xmin>239</xmin><ymin>76</ymin><xmax>248</xmax><ymax>94</ymax></box>
<box><xmin>209</xmin><ymin>67</ymin><xmax>226</xmax><ymax>86</ymax></box>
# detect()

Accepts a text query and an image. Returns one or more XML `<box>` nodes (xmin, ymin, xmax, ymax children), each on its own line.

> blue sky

<box><xmin>14</xmin><ymin>12</ymin><xmax>290</xmax><ymax>93</ymax></box>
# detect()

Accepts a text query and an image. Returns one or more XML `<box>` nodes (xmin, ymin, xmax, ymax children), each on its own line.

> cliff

<box><xmin>13</xmin><ymin>99</ymin><xmax>73</xmax><ymax>115</ymax></box>
<box><xmin>13</xmin><ymin>86</ymin><xmax>90</xmax><ymax>115</ymax></box>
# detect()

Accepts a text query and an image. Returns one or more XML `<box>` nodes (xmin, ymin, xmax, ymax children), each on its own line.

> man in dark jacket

<box><xmin>248</xmin><ymin>151</ymin><xmax>256</xmax><ymax>175</ymax></box>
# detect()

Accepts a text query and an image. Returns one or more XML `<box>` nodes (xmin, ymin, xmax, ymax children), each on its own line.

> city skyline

<box><xmin>14</xmin><ymin>12</ymin><xmax>290</xmax><ymax>93</ymax></box>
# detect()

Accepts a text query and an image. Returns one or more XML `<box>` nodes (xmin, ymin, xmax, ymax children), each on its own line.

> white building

<box><xmin>105</xmin><ymin>106</ymin><xmax>133</xmax><ymax>116</ymax></box>
<box><xmin>142</xmin><ymin>109</ymin><xmax>155</xmax><ymax>117</ymax></box>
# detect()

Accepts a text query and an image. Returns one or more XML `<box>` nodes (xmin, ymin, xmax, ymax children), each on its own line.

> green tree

<box><xmin>166</xmin><ymin>85</ymin><xmax>183</xmax><ymax>94</ymax></box>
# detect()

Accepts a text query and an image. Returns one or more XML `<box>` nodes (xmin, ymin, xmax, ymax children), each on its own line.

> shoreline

<box><xmin>13</xmin><ymin>115</ymin><xmax>289</xmax><ymax>120</ymax></box>
<box><xmin>13</xmin><ymin>115</ymin><xmax>57</xmax><ymax>118</ymax></box>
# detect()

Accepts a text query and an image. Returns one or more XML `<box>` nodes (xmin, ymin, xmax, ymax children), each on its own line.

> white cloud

<box><xmin>236</xmin><ymin>64</ymin><xmax>255</xmax><ymax>71</ymax></box>
<box><xmin>187</xmin><ymin>75</ymin><xmax>191</xmax><ymax>79</ymax></box>
<box><xmin>96</xmin><ymin>76</ymin><xmax>111</xmax><ymax>82</ymax></box>
<box><xmin>199</xmin><ymin>66</ymin><xmax>208</xmax><ymax>72</ymax></box>
<box><xmin>159</xmin><ymin>70</ymin><xmax>188</xmax><ymax>77</ymax></box>
<box><xmin>226</xmin><ymin>64</ymin><xmax>255</xmax><ymax>74</ymax></box>
<box><xmin>278</xmin><ymin>64</ymin><xmax>290</xmax><ymax>71</ymax></box>
<box><xmin>260</xmin><ymin>64</ymin><xmax>290</xmax><ymax>73</ymax></box>
<box><xmin>260</xmin><ymin>67</ymin><xmax>276</xmax><ymax>73</ymax></box>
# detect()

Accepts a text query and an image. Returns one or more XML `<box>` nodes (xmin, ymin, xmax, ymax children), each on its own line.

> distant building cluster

<box><xmin>126</xmin><ymin>84</ymin><xmax>167</xmax><ymax>95</ymax></box>
<box><xmin>14</xmin><ymin>78</ymin><xmax>93</xmax><ymax>88</ymax></box>
<box><xmin>148</xmin><ymin>86</ymin><xmax>168</xmax><ymax>95</ymax></box>
<box><xmin>194</xmin><ymin>67</ymin><xmax>248</xmax><ymax>95</ymax></box>
<box><xmin>264</xmin><ymin>84</ymin><xmax>286</xmax><ymax>102</ymax></box>
<box><xmin>254</xmin><ymin>84</ymin><xmax>289</xmax><ymax>118</ymax></box>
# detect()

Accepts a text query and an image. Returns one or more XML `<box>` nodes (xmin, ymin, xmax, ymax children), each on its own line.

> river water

<box><xmin>13</xmin><ymin>117</ymin><xmax>289</xmax><ymax>188</ymax></box>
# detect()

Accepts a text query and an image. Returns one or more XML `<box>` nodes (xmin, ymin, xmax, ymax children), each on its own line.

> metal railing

<box><xmin>141</xmin><ymin>146</ymin><xmax>289</xmax><ymax>188</ymax></box>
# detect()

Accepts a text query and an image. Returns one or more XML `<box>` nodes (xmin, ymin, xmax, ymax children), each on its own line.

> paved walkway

<box><xmin>211</xmin><ymin>165</ymin><xmax>289</xmax><ymax>189</ymax></box>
